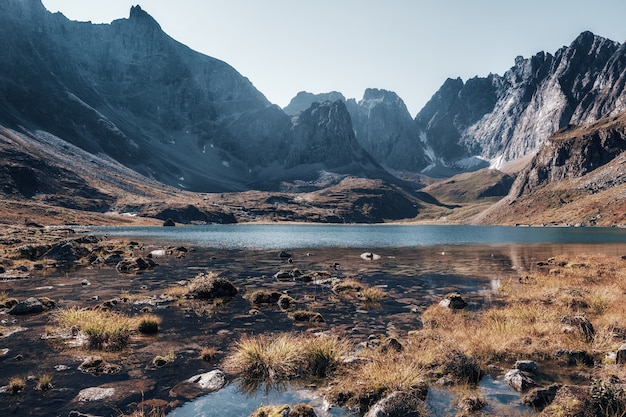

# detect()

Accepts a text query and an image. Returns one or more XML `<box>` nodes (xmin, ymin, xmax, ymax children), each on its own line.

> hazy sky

<box><xmin>41</xmin><ymin>0</ymin><xmax>626</xmax><ymax>116</ymax></box>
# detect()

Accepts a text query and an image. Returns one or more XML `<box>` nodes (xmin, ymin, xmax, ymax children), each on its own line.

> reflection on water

<box><xmin>91</xmin><ymin>224</ymin><xmax>626</xmax><ymax>250</ymax></box>
<box><xmin>78</xmin><ymin>225</ymin><xmax>626</xmax><ymax>416</ymax></box>
<box><xmin>168</xmin><ymin>382</ymin><xmax>353</xmax><ymax>417</ymax></box>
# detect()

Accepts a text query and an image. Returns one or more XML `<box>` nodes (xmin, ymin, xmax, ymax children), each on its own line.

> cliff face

<box><xmin>346</xmin><ymin>89</ymin><xmax>428</xmax><ymax>171</ymax></box>
<box><xmin>473</xmin><ymin>111</ymin><xmax>626</xmax><ymax>226</ymax></box>
<box><xmin>418</xmin><ymin>32</ymin><xmax>626</xmax><ymax>168</ymax></box>
<box><xmin>0</xmin><ymin>1</ymin><xmax>392</xmax><ymax>192</ymax></box>
<box><xmin>511</xmin><ymin>113</ymin><xmax>626</xmax><ymax>197</ymax></box>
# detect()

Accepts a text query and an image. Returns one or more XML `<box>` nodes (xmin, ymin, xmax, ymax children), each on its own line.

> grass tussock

<box><xmin>224</xmin><ymin>332</ymin><xmax>350</xmax><ymax>382</ymax></box>
<box><xmin>55</xmin><ymin>307</ymin><xmax>161</xmax><ymax>351</ymax></box>
<box><xmin>328</xmin><ymin>350</ymin><xmax>428</xmax><ymax>410</ymax></box>
<box><xmin>200</xmin><ymin>347</ymin><xmax>218</xmax><ymax>362</ymax></box>
<box><xmin>36</xmin><ymin>374</ymin><xmax>53</xmax><ymax>391</ymax></box>
<box><xmin>137</xmin><ymin>314</ymin><xmax>160</xmax><ymax>335</ymax></box>
<box><xmin>7</xmin><ymin>376</ymin><xmax>26</xmax><ymax>394</ymax></box>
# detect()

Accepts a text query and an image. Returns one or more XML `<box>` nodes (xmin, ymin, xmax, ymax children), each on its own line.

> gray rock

<box><xmin>504</xmin><ymin>369</ymin><xmax>536</xmax><ymax>392</ymax></box>
<box><xmin>364</xmin><ymin>389</ymin><xmax>426</xmax><ymax>417</ymax></box>
<box><xmin>522</xmin><ymin>383</ymin><xmax>560</xmax><ymax>410</ymax></box>
<box><xmin>77</xmin><ymin>387</ymin><xmax>115</xmax><ymax>402</ymax></box>
<box><xmin>515</xmin><ymin>360</ymin><xmax>538</xmax><ymax>373</ymax></box>
<box><xmin>439</xmin><ymin>293</ymin><xmax>467</xmax><ymax>309</ymax></box>
<box><xmin>186</xmin><ymin>369</ymin><xmax>226</xmax><ymax>391</ymax></box>
<box><xmin>8</xmin><ymin>297</ymin><xmax>55</xmax><ymax>315</ymax></box>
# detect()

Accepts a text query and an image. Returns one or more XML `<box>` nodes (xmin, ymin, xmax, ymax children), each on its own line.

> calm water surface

<box><xmin>87</xmin><ymin>224</ymin><xmax>626</xmax><ymax>417</ymax></box>
<box><xmin>93</xmin><ymin>224</ymin><xmax>626</xmax><ymax>250</ymax></box>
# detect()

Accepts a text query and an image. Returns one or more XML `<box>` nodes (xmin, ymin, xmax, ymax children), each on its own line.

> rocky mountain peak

<box><xmin>283</xmin><ymin>91</ymin><xmax>346</xmax><ymax>115</ymax></box>
<box><xmin>346</xmin><ymin>89</ymin><xmax>428</xmax><ymax>171</ymax></box>
<box><xmin>128</xmin><ymin>4</ymin><xmax>162</xmax><ymax>29</ymax></box>
<box><xmin>285</xmin><ymin>100</ymin><xmax>380</xmax><ymax>172</ymax></box>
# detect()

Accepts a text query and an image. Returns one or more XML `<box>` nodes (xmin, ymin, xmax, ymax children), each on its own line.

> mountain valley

<box><xmin>0</xmin><ymin>0</ymin><xmax>624</xmax><ymax>227</ymax></box>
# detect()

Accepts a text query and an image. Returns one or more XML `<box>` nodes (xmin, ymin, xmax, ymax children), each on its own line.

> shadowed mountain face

<box><xmin>0</xmin><ymin>1</ymin><xmax>392</xmax><ymax>192</ymax></box>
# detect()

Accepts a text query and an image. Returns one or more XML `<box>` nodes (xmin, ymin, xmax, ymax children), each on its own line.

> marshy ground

<box><xmin>0</xmin><ymin>226</ymin><xmax>625</xmax><ymax>416</ymax></box>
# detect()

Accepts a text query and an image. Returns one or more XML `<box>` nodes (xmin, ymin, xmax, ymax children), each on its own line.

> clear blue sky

<box><xmin>41</xmin><ymin>0</ymin><xmax>626</xmax><ymax>116</ymax></box>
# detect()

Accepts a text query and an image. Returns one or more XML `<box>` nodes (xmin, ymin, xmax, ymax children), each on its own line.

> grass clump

<box><xmin>225</xmin><ymin>333</ymin><xmax>304</xmax><ymax>380</ymax></box>
<box><xmin>329</xmin><ymin>350</ymin><xmax>428</xmax><ymax>411</ymax></box>
<box><xmin>225</xmin><ymin>332</ymin><xmax>349</xmax><ymax>382</ymax></box>
<box><xmin>303</xmin><ymin>333</ymin><xmax>350</xmax><ymax>377</ymax></box>
<box><xmin>289</xmin><ymin>310</ymin><xmax>324</xmax><ymax>323</ymax></box>
<box><xmin>249</xmin><ymin>403</ymin><xmax>316</xmax><ymax>417</ymax></box>
<box><xmin>137</xmin><ymin>314</ymin><xmax>160</xmax><ymax>335</ymax></box>
<box><xmin>200</xmin><ymin>347</ymin><xmax>218</xmax><ymax>362</ymax></box>
<box><xmin>7</xmin><ymin>376</ymin><xmax>26</xmax><ymax>394</ymax></box>
<box><xmin>56</xmin><ymin>308</ymin><xmax>164</xmax><ymax>350</ymax></box>
<box><xmin>36</xmin><ymin>374</ymin><xmax>53</xmax><ymax>391</ymax></box>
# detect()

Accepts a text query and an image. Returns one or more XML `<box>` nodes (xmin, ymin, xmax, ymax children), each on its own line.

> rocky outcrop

<box><xmin>347</xmin><ymin>89</ymin><xmax>428</xmax><ymax>171</ymax></box>
<box><xmin>511</xmin><ymin>113</ymin><xmax>626</xmax><ymax>197</ymax></box>
<box><xmin>283</xmin><ymin>91</ymin><xmax>346</xmax><ymax>115</ymax></box>
<box><xmin>0</xmin><ymin>1</ymin><xmax>392</xmax><ymax>193</ymax></box>
<box><xmin>418</xmin><ymin>31</ymin><xmax>626</xmax><ymax>168</ymax></box>
<box><xmin>284</xmin><ymin>101</ymin><xmax>386</xmax><ymax>178</ymax></box>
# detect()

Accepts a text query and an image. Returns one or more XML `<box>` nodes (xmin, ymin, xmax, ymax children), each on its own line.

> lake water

<box><xmin>89</xmin><ymin>224</ymin><xmax>626</xmax><ymax>417</ymax></box>
<box><xmin>93</xmin><ymin>224</ymin><xmax>626</xmax><ymax>250</ymax></box>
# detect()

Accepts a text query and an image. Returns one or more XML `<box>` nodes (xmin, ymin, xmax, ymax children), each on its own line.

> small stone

<box><xmin>504</xmin><ymin>369</ymin><xmax>536</xmax><ymax>392</ymax></box>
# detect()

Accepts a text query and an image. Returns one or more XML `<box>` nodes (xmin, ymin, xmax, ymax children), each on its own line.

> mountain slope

<box><xmin>0</xmin><ymin>1</ymin><xmax>393</xmax><ymax>193</ymax></box>
<box><xmin>418</xmin><ymin>32</ymin><xmax>626</xmax><ymax>169</ymax></box>
<box><xmin>473</xmin><ymin>111</ymin><xmax>626</xmax><ymax>226</ymax></box>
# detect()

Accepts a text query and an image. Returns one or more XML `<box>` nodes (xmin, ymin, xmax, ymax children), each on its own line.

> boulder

<box><xmin>522</xmin><ymin>384</ymin><xmax>560</xmax><ymax>410</ymax></box>
<box><xmin>187</xmin><ymin>369</ymin><xmax>226</xmax><ymax>391</ymax></box>
<box><xmin>115</xmin><ymin>257</ymin><xmax>156</xmax><ymax>274</ymax></box>
<box><xmin>8</xmin><ymin>297</ymin><xmax>55</xmax><ymax>315</ymax></box>
<box><xmin>42</xmin><ymin>241</ymin><xmax>91</xmax><ymax>265</ymax></box>
<box><xmin>77</xmin><ymin>387</ymin><xmax>115</xmax><ymax>402</ymax></box>
<box><xmin>364</xmin><ymin>389</ymin><xmax>427</xmax><ymax>417</ymax></box>
<box><xmin>515</xmin><ymin>360</ymin><xmax>538</xmax><ymax>373</ymax></box>
<box><xmin>504</xmin><ymin>369</ymin><xmax>536</xmax><ymax>392</ymax></box>
<box><xmin>163</xmin><ymin>218</ymin><xmax>176</xmax><ymax>227</ymax></box>
<box><xmin>278</xmin><ymin>250</ymin><xmax>292</xmax><ymax>258</ymax></box>
<box><xmin>170</xmin><ymin>369</ymin><xmax>226</xmax><ymax>400</ymax></box>
<box><xmin>73</xmin><ymin>379</ymin><xmax>155</xmax><ymax>404</ymax></box>
<box><xmin>439</xmin><ymin>293</ymin><xmax>467</xmax><ymax>309</ymax></box>
<box><xmin>560</xmin><ymin>315</ymin><xmax>595</xmax><ymax>342</ymax></box>
<box><xmin>188</xmin><ymin>273</ymin><xmax>238</xmax><ymax>299</ymax></box>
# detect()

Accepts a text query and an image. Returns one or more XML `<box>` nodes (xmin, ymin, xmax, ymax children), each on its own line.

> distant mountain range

<box><xmin>0</xmin><ymin>0</ymin><xmax>625</xmax><ymax>225</ymax></box>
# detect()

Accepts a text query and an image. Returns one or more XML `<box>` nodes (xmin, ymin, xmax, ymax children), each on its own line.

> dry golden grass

<box><xmin>410</xmin><ymin>254</ymin><xmax>626</xmax><ymax>370</ymax></box>
<box><xmin>55</xmin><ymin>307</ymin><xmax>160</xmax><ymax>351</ymax></box>
<box><xmin>328</xmin><ymin>349</ymin><xmax>428</xmax><ymax>409</ymax></box>
<box><xmin>137</xmin><ymin>314</ymin><xmax>160</xmax><ymax>335</ymax></box>
<box><xmin>36</xmin><ymin>374</ymin><xmax>53</xmax><ymax>391</ymax></box>
<box><xmin>200</xmin><ymin>347</ymin><xmax>218</xmax><ymax>362</ymax></box>
<box><xmin>303</xmin><ymin>333</ymin><xmax>351</xmax><ymax>377</ymax></box>
<box><xmin>224</xmin><ymin>332</ymin><xmax>349</xmax><ymax>381</ymax></box>
<box><xmin>224</xmin><ymin>333</ymin><xmax>305</xmax><ymax>380</ymax></box>
<box><xmin>7</xmin><ymin>376</ymin><xmax>26</xmax><ymax>394</ymax></box>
